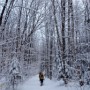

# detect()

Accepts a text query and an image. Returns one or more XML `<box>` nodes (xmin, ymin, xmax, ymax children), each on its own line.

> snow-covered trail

<box><xmin>17</xmin><ymin>75</ymin><xmax>56</xmax><ymax>90</ymax></box>
<box><xmin>17</xmin><ymin>75</ymin><xmax>89</xmax><ymax>90</ymax></box>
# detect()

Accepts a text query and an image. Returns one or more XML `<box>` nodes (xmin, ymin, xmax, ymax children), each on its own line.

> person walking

<box><xmin>39</xmin><ymin>72</ymin><xmax>44</xmax><ymax>86</ymax></box>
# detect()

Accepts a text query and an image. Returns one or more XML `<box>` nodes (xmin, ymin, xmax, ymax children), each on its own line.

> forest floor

<box><xmin>17</xmin><ymin>75</ymin><xmax>90</xmax><ymax>90</ymax></box>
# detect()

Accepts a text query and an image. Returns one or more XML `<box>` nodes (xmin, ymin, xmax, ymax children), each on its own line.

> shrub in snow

<box><xmin>79</xmin><ymin>80</ymin><xmax>84</xmax><ymax>86</ymax></box>
<box><xmin>9</xmin><ymin>57</ymin><xmax>22</xmax><ymax>90</ymax></box>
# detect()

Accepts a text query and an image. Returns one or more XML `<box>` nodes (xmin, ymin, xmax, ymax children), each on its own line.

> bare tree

<box><xmin>2</xmin><ymin>0</ymin><xmax>15</xmax><ymax>31</ymax></box>
<box><xmin>0</xmin><ymin>0</ymin><xmax>9</xmax><ymax>26</ymax></box>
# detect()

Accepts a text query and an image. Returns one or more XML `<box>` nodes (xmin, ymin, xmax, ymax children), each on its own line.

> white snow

<box><xmin>17</xmin><ymin>75</ymin><xmax>89</xmax><ymax>90</ymax></box>
<box><xmin>0</xmin><ymin>77</ymin><xmax>6</xmax><ymax>90</ymax></box>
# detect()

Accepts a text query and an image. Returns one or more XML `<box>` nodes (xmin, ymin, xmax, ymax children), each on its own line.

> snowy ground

<box><xmin>0</xmin><ymin>77</ymin><xmax>6</xmax><ymax>90</ymax></box>
<box><xmin>17</xmin><ymin>75</ymin><xmax>90</xmax><ymax>90</ymax></box>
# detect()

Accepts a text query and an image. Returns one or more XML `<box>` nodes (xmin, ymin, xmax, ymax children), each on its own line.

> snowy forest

<box><xmin>0</xmin><ymin>0</ymin><xmax>90</xmax><ymax>90</ymax></box>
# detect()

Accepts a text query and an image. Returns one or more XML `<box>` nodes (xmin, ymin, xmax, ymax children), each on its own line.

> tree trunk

<box><xmin>2</xmin><ymin>0</ymin><xmax>15</xmax><ymax>31</ymax></box>
<box><xmin>0</xmin><ymin>0</ymin><xmax>8</xmax><ymax>26</ymax></box>
<box><xmin>61</xmin><ymin>0</ymin><xmax>66</xmax><ymax>75</ymax></box>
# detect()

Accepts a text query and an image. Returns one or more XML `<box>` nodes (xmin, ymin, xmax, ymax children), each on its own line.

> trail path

<box><xmin>17</xmin><ymin>75</ymin><xmax>89</xmax><ymax>90</ymax></box>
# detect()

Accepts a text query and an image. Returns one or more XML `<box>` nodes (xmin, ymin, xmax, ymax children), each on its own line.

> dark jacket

<box><xmin>39</xmin><ymin>72</ymin><xmax>44</xmax><ymax>80</ymax></box>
